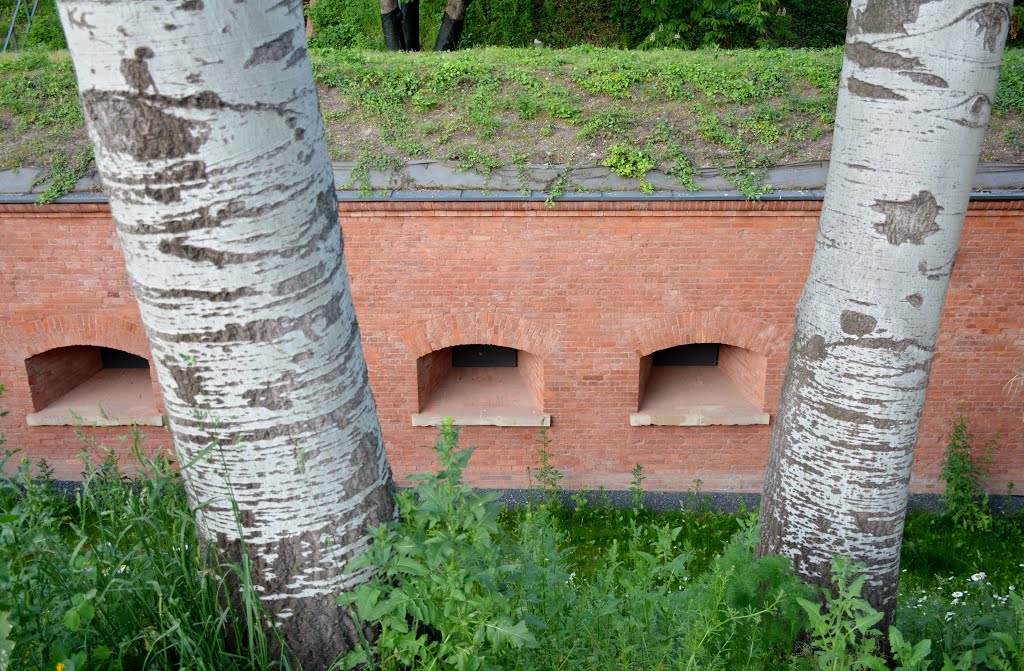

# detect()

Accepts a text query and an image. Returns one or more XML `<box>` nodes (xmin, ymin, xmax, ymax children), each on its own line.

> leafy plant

<box><xmin>629</xmin><ymin>463</ymin><xmax>646</xmax><ymax>508</ymax></box>
<box><xmin>527</xmin><ymin>428</ymin><xmax>563</xmax><ymax>503</ymax></box>
<box><xmin>797</xmin><ymin>557</ymin><xmax>890</xmax><ymax>671</ymax></box>
<box><xmin>638</xmin><ymin>0</ymin><xmax>779</xmax><ymax>48</ymax></box>
<box><xmin>604</xmin><ymin>143</ymin><xmax>655</xmax><ymax>180</ymax></box>
<box><xmin>940</xmin><ymin>407</ymin><xmax>999</xmax><ymax>532</ymax></box>
<box><xmin>35</xmin><ymin>147</ymin><xmax>93</xmax><ymax>204</ymax></box>
<box><xmin>338</xmin><ymin>419</ymin><xmax>536</xmax><ymax>670</ymax></box>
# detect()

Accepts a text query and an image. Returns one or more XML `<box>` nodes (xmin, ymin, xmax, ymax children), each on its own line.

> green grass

<box><xmin>2</xmin><ymin>47</ymin><xmax>1022</xmax><ymax>202</ymax></box>
<box><xmin>0</xmin><ymin>438</ymin><xmax>293</xmax><ymax>671</ymax></box>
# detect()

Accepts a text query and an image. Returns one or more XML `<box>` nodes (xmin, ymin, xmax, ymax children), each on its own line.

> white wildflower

<box><xmin>945</xmin><ymin>612</ymin><xmax>955</xmax><ymax>622</ymax></box>
<box><xmin>971</xmin><ymin>572</ymin><xmax>987</xmax><ymax>582</ymax></box>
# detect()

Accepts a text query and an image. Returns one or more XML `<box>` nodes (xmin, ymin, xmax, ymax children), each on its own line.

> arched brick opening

<box><xmin>16</xmin><ymin>315</ymin><xmax>162</xmax><ymax>427</ymax></box>
<box><xmin>401</xmin><ymin>313</ymin><xmax>555</xmax><ymax>427</ymax></box>
<box><xmin>630</xmin><ymin>312</ymin><xmax>782</xmax><ymax>426</ymax></box>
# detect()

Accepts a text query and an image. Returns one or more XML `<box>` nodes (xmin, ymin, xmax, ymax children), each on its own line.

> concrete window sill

<box><xmin>631</xmin><ymin>366</ymin><xmax>769</xmax><ymax>427</ymax></box>
<box><xmin>413</xmin><ymin>412</ymin><xmax>551</xmax><ymax>427</ymax></box>
<box><xmin>26</xmin><ymin>368</ymin><xmax>163</xmax><ymax>427</ymax></box>
<box><xmin>630</xmin><ymin>409</ymin><xmax>769</xmax><ymax>426</ymax></box>
<box><xmin>413</xmin><ymin>367</ymin><xmax>548</xmax><ymax>428</ymax></box>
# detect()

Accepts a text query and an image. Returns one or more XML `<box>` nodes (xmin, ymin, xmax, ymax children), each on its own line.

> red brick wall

<box><xmin>416</xmin><ymin>348</ymin><xmax>450</xmax><ymax>411</ymax></box>
<box><xmin>518</xmin><ymin>349</ymin><xmax>545</xmax><ymax>409</ymax></box>
<box><xmin>1</xmin><ymin>200</ymin><xmax>1021</xmax><ymax>493</ymax></box>
<box><xmin>637</xmin><ymin>355</ymin><xmax>653</xmax><ymax>410</ymax></box>
<box><xmin>0</xmin><ymin>204</ymin><xmax>164</xmax><ymax>478</ymax></box>
<box><xmin>24</xmin><ymin>346</ymin><xmax>102</xmax><ymax>411</ymax></box>
<box><xmin>719</xmin><ymin>344</ymin><xmax>767</xmax><ymax>409</ymax></box>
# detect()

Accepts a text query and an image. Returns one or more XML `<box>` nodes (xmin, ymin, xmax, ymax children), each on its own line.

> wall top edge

<box><xmin>4</xmin><ymin>190</ymin><xmax>1024</xmax><ymax>206</ymax></box>
<box><xmin>2</xmin><ymin>160</ymin><xmax>1023</xmax><ymax>203</ymax></box>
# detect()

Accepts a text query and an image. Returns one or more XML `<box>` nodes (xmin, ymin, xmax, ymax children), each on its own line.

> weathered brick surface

<box><xmin>25</xmin><ymin>346</ymin><xmax>102</xmax><ymax>411</ymax></box>
<box><xmin>1</xmin><ymin>200</ymin><xmax>1021</xmax><ymax>493</ymax></box>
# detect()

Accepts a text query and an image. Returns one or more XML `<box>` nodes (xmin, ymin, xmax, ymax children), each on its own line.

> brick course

<box><xmin>1</xmin><ymin>199</ymin><xmax>1021</xmax><ymax>493</ymax></box>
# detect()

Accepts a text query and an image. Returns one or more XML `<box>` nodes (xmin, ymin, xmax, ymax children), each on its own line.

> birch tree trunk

<box><xmin>758</xmin><ymin>0</ymin><xmax>1011</xmax><ymax>624</ymax></box>
<box><xmin>58</xmin><ymin>1</ymin><xmax>395</xmax><ymax>667</ymax></box>
<box><xmin>434</xmin><ymin>0</ymin><xmax>471</xmax><ymax>51</ymax></box>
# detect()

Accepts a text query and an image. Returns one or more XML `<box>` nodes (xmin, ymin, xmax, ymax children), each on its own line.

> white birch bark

<box><xmin>58</xmin><ymin>1</ymin><xmax>395</xmax><ymax>666</ymax></box>
<box><xmin>758</xmin><ymin>0</ymin><xmax>1011</xmax><ymax>623</ymax></box>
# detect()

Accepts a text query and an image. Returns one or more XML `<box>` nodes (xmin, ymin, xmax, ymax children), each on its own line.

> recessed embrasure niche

<box><xmin>25</xmin><ymin>346</ymin><xmax>162</xmax><ymax>427</ymax></box>
<box><xmin>412</xmin><ymin>344</ymin><xmax>550</xmax><ymax>427</ymax></box>
<box><xmin>630</xmin><ymin>343</ymin><xmax>769</xmax><ymax>427</ymax></box>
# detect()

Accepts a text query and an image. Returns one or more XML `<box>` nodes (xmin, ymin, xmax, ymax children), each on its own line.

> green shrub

<box><xmin>339</xmin><ymin>420</ymin><xmax>810</xmax><ymax>671</ymax></box>
<box><xmin>604</xmin><ymin>143</ymin><xmax>655</xmax><ymax>178</ymax></box>
<box><xmin>637</xmin><ymin>0</ymin><xmax>779</xmax><ymax>49</ymax></box>
<box><xmin>940</xmin><ymin>408</ymin><xmax>998</xmax><ymax>532</ymax></box>
<box><xmin>307</xmin><ymin>0</ymin><xmax>381</xmax><ymax>50</ymax></box>
<box><xmin>24</xmin><ymin>0</ymin><xmax>67</xmax><ymax>50</ymax></box>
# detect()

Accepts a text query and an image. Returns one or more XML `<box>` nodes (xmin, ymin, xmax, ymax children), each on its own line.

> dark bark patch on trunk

<box><xmin>164</xmin><ymin>23</ymin><xmax>178</xmax><ymax>31</ymax></box>
<box><xmin>845</xmin><ymin>41</ymin><xmax>921</xmax><ymax>70</ymax></box>
<box><xmin>163</xmin><ymin>357</ymin><xmax>205</xmax><ymax>405</ymax></box>
<box><xmin>244</xmin><ymin>30</ymin><xmax>295</xmax><ymax>69</ymax></box>
<box><xmin>947</xmin><ymin>93</ymin><xmax>993</xmax><ymax>128</ymax></box>
<box><xmin>817</xmin><ymin>401</ymin><xmax>902</xmax><ymax>430</ymax></box>
<box><xmin>120</xmin><ymin>47</ymin><xmax>158</xmax><ymax>94</ymax></box>
<box><xmin>81</xmin><ymin>90</ymin><xmax>210</xmax><ymax>161</ymax></box>
<box><xmin>143</xmin><ymin>185</ymin><xmax>182</xmax><ymax>203</ymax></box>
<box><xmin>871</xmin><ymin>190</ymin><xmax>942</xmax><ymax>245</ymax></box>
<box><xmin>799</xmin><ymin>334</ymin><xmax>828</xmax><ymax>361</ymax></box>
<box><xmin>273</xmin><ymin>262</ymin><xmax>326</xmax><ymax>296</ymax></box>
<box><xmin>852</xmin><ymin>511</ymin><xmax>896</xmax><ymax>537</ymax></box>
<box><xmin>285</xmin><ymin>47</ymin><xmax>307</xmax><ymax>69</ymax></box>
<box><xmin>158</xmin><ymin>298</ymin><xmax>341</xmax><ymax>345</ymax></box>
<box><xmin>164</xmin><ymin>160</ymin><xmax>207</xmax><ymax>182</ymax></box>
<box><xmin>154</xmin><ymin>286</ymin><xmax>258</xmax><ymax>302</ymax></box>
<box><xmin>177</xmin><ymin>0</ymin><xmax>203</xmax><ymax>10</ymax></box>
<box><xmin>953</xmin><ymin>3</ymin><xmax>1012</xmax><ymax>52</ymax></box>
<box><xmin>901</xmin><ymin>71</ymin><xmax>949</xmax><ymax>88</ymax></box>
<box><xmin>847</xmin><ymin>75</ymin><xmax>907</xmax><ymax>101</ymax></box>
<box><xmin>905</xmin><ymin>293</ymin><xmax>923</xmax><ymax>307</ymax></box>
<box><xmin>838</xmin><ymin>335</ymin><xmax>933</xmax><ymax>354</ymax></box>
<box><xmin>851</xmin><ymin>0</ymin><xmax>937</xmax><ymax>35</ymax></box>
<box><xmin>840</xmin><ymin>310</ymin><xmax>877</xmax><ymax>336</ymax></box>
<box><xmin>158</xmin><ymin>237</ymin><xmax>255</xmax><ymax>267</ymax></box>
<box><xmin>126</xmin><ymin>206</ymin><xmax>218</xmax><ymax>235</ymax></box>
<box><xmin>243</xmin><ymin>382</ymin><xmax>295</xmax><ymax>410</ymax></box>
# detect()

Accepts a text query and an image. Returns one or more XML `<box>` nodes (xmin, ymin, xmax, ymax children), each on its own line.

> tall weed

<box><xmin>0</xmin><ymin>431</ymin><xmax>292</xmax><ymax>671</ymax></box>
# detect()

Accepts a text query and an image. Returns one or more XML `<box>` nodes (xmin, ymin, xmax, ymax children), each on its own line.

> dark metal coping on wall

<box><xmin>3</xmin><ymin>189</ymin><xmax>1024</xmax><ymax>205</ymax></box>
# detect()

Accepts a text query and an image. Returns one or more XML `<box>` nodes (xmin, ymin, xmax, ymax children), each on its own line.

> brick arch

<box><xmin>18</xmin><ymin>314</ymin><xmax>150</xmax><ymax>360</ymax></box>
<box><xmin>400</xmin><ymin>312</ymin><xmax>557</xmax><ymax>358</ymax></box>
<box><xmin>630</xmin><ymin>311</ymin><xmax>783</xmax><ymax>358</ymax></box>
